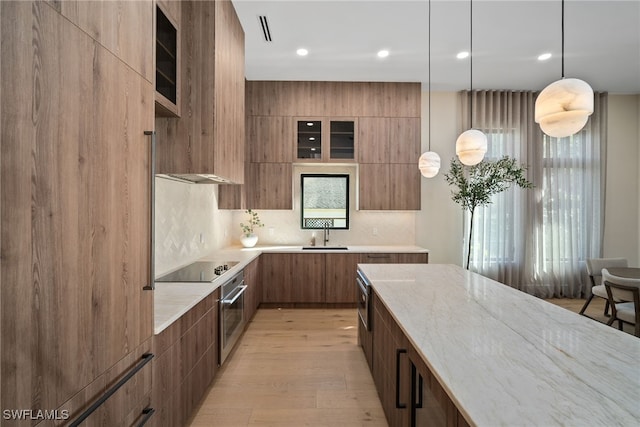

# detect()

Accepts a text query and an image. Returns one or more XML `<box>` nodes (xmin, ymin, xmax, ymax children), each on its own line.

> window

<box><xmin>300</xmin><ymin>174</ymin><xmax>349</xmax><ymax>229</ymax></box>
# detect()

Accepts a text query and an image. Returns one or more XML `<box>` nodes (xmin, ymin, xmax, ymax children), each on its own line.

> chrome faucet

<box><xmin>323</xmin><ymin>223</ymin><xmax>330</xmax><ymax>246</ymax></box>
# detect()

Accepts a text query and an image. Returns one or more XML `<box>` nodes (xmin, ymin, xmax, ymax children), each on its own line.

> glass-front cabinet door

<box><xmin>295</xmin><ymin>118</ymin><xmax>357</xmax><ymax>162</ymax></box>
<box><xmin>296</xmin><ymin>119</ymin><xmax>323</xmax><ymax>159</ymax></box>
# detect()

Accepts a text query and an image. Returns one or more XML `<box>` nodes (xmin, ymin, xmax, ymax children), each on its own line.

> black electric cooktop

<box><xmin>155</xmin><ymin>261</ymin><xmax>238</xmax><ymax>282</ymax></box>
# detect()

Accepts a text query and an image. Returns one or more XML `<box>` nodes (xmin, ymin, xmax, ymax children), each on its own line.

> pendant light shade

<box><xmin>456</xmin><ymin>129</ymin><xmax>487</xmax><ymax>166</ymax></box>
<box><xmin>535</xmin><ymin>78</ymin><xmax>594</xmax><ymax>138</ymax></box>
<box><xmin>535</xmin><ymin>0</ymin><xmax>594</xmax><ymax>138</ymax></box>
<box><xmin>419</xmin><ymin>151</ymin><xmax>441</xmax><ymax>178</ymax></box>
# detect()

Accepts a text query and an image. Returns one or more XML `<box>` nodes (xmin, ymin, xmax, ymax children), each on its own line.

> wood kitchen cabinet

<box><xmin>294</xmin><ymin>117</ymin><xmax>357</xmax><ymax>162</ymax></box>
<box><xmin>2</xmin><ymin>1</ymin><xmax>154</xmax><ymax>423</ymax></box>
<box><xmin>244</xmin><ymin>257</ymin><xmax>261</xmax><ymax>323</ymax></box>
<box><xmin>325</xmin><ymin>253</ymin><xmax>362</xmax><ymax>303</ymax></box>
<box><xmin>358</xmin><ymin>117</ymin><xmax>421</xmax><ymax>164</ymax></box>
<box><xmin>359</xmin><ymin>163</ymin><xmax>421</xmax><ymax>210</ymax></box>
<box><xmin>155</xmin><ymin>0</ymin><xmax>245</xmax><ymax>183</ymax></box>
<box><xmin>372</xmin><ymin>291</ymin><xmax>412</xmax><ymax>427</ymax></box>
<box><xmin>152</xmin><ymin>289</ymin><xmax>219</xmax><ymax>427</ymax></box>
<box><xmin>155</xmin><ymin>2</ymin><xmax>181</xmax><ymax>117</ymax></box>
<box><xmin>261</xmin><ymin>252</ymin><xmax>427</xmax><ymax>306</ymax></box>
<box><xmin>249</xmin><ymin>116</ymin><xmax>294</xmax><ymax>163</ymax></box>
<box><xmin>261</xmin><ymin>253</ymin><xmax>325</xmax><ymax>304</ymax></box>
<box><xmin>246</xmin><ymin>162</ymin><xmax>293</xmax><ymax>209</ymax></box>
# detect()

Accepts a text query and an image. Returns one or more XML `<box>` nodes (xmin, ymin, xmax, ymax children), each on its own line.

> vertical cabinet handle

<box><xmin>143</xmin><ymin>131</ymin><xmax>155</xmax><ymax>290</ymax></box>
<box><xmin>395</xmin><ymin>348</ymin><xmax>407</xmax><ymax>409</ymax></box>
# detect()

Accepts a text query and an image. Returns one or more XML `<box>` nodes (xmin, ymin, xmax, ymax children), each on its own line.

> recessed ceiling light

<box><xmin>377</xmin><ymin>50</ymin><xmax>390</xmax><ymax>58</ymax></box>
<box><xmin>456</xmin><ymin>51</ymin><xmax>469</xmax><ymax>59</ymax></box>
<box><xmin>310</xmin><ymin>148</ymin><xmax>316</xmax><ymax>151</ymax></box>
<box><xmin>296</xmin><ymin>48</ymin><xmax>308</xmax><ymax>56</ymax></box>
<box><xmin>538</xmin><ymin>53</ymin><xmax>552</xmax><ymax>61</ymax></box>
<box><xmin>309</xmin><ymin>137</ymin><xmax>315</xmax><ymax>141</ymax></box>
<box><xmin>306</xmin><ymin>122</ymin><xmax>314</xmax><ymax>126</ymax></box>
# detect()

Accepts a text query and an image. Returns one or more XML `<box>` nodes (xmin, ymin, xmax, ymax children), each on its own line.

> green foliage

<box><xmin>444</xmin><ymin>156</ymin><xmax>533</xmax><ymax>269</ymax></box>
<box><xmin>444</xmin><ymin>156</ymin><xmax>533</xmax><ymax>214</ymax></box>
<box><xmin>240</xmin><ymin>209</ymin><xmax>264</xmax><ymax>236</ymax></box>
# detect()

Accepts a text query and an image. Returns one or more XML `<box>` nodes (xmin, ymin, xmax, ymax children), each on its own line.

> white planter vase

<box><xmin>240</xmin><ymin>233</ymin><xmax>258</xmax><ymax>248</ymax></box>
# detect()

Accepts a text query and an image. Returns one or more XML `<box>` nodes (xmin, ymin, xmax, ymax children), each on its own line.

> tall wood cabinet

<box><xmin>1</xmin><ymin>1</ymin><xmax>154</xmax><ymax>424</ymax></box>
<box><xmin>155</xmin><ymin>0</ymin><xmax>245</xmax><ymax>184</ymax></box>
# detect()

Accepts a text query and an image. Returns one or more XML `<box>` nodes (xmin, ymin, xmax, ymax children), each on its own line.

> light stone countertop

<box><xmin>357</xmin><ymin>263</ymin><xmax>640</xmax><ymax>427</ymax></box>
<box><xmin>153</xmin><ymin>244</ymin><xmax>428</xmax><ymax>334</ymax></box>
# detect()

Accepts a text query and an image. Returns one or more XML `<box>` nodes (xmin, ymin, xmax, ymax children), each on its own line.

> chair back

<box><xmin>602</xmin><ymin>268</ymin><xmax>640</xmax><ymax>302</ymax></box>
<box><xmin>586</xmin><ymin>258</ymin><xmax>628</xmax><ymax>286</ymax></box>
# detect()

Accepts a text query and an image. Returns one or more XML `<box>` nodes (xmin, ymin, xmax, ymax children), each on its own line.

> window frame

<box><xmin>300</xmin><ymin>173</ymin><xmax>350</xmax><ymax>230</ymax></box>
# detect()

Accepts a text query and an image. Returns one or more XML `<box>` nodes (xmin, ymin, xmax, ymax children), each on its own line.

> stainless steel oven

<box><xmin>356</xmin><ymin>268</ymin><xmax>371</xmax><ymax>331</ymax></box>
<box><xmin>219</xmin><ymin>270</ymin><xmax>246</xmax><ymax>365</ymax></box>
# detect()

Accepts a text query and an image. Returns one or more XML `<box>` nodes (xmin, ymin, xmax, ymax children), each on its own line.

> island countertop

<box><xmin>357</xmin><ymin>263</ymin><xmax>640</xmax><ymax>426</ymax></box>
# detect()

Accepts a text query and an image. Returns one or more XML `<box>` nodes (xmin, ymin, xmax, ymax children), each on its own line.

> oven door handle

<box><xmin>357</xmin><ymin>276</ymin><xmax>368</xmax><ymax>297</ymax></box>
<box><xmin>221</xmin><ymin>284</ymin><xmax>248</xmax><ymax>305</ymax></box>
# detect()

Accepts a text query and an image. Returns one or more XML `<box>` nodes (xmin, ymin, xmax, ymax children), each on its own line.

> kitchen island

<box><xmin>358</xmin><ymin>263</ymin><xmax>640</xmax><ymax>426</ymax></box>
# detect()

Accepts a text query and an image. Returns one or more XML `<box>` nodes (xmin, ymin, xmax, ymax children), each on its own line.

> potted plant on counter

<box><xmin>444</xmin><ymin>156</ymin><xmax>533</xmax><ymax>269</ymax></box>
<box><xmin>240</xmin><ymin>209</ymin><xmax>264</xmax><ymax>248</ymax></box>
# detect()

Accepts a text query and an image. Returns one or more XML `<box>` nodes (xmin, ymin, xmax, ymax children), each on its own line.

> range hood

<box><xmin>156</xmin><ymin>173</ymin><xmax>233</xmax><ymax>184</ymax></box>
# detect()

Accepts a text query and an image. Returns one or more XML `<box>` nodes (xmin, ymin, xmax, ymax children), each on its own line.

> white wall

<box><xmin>415</xmin><ymin>92</ymin><xmax>464</xmax><ymax>265</ymax></box>
<box><xmin>154</xmin><ymin>178</ymin><xmax>233</xmax><ymax>276</ymax></box>
<box><xmin>603</xmin><ymin>95</ymin><xmax>640</xmax><ymax>265</ymax></box>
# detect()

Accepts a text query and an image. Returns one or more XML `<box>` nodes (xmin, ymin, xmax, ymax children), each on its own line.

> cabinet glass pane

<box><xmin>297</xmin><ymin>121</ymin><xmax>322</xmax><ymax>159</ymax></box>
<box><xmin>330</xmin><ymin>121</ymin><xmax>354</xmax><ymax>159</ymax></box>
<box><xmin>156</xmin><ymin>6</ymin><xmax>177</xmax><ymax>103</ymax></box>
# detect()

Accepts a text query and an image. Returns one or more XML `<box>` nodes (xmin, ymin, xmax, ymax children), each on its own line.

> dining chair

<box><xmin>579</xmin><ymin>258</ymin><xmax>628</xmax><ymax>318</ymax></box>
<box><xmin>602</xmin><ymin>268</ymin><xmax>640</xmax><ymax>337</ymax></box>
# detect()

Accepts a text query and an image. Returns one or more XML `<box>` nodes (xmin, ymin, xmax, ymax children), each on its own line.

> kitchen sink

<box><xmin>302</xmin><ymin>246</ymin><xmax>348</xmax><ymax>250</ymax></box>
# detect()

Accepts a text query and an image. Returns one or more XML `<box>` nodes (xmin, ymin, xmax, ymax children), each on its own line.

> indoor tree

<box><xmin>444</xmin><ymin>156</ymin><xmax>533</xmax><ymax>269</ymax></box>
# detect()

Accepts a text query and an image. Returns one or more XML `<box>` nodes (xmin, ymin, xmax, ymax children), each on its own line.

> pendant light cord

<box><xmin>561</xmin><ymin>0</ymin><xmax>565</xmax><ymax>78</ymax></box>
<box><xmin>428</xmin><ymin>0</ymin><xmax>431</xmax><ymax>151</ymax></box>
<box><xmin>469</xmin><ymin>0</ymin><xmax>474</xmax><ymax>129</ymax></box>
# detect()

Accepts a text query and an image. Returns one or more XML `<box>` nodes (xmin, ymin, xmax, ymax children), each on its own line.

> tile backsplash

<box><xmin>154</xmin><ymin>177</ymin><xmax>232</xmax><ymax>276</ymax></box>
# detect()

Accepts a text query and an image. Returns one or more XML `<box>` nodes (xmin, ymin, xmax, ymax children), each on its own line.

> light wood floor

<box><xmin>187</xmin><ymin>298</ymin><xmax>631</xmax><ymax>426</ymax></box>
<box><xmin>187</xmin><ymin>308</ymin><xmax>387</xmax><ymax>426</ymax></box>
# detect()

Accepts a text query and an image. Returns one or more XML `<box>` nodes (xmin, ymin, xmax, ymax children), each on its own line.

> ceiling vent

<box><xmin>258</xmin><ymin>15</ymin><xmax>272</xmax><ymax>42</ymax></box>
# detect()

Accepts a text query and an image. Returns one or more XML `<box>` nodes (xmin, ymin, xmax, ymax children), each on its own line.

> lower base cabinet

<box><xmin>365</xmin><ymin>290</ymin><xmax>470</xmax><ymax>427</ymax></box>
<box><xmin>151</xmin><ymin>289</ymin><xmax>220</xmax><ymax>427</ymax></box>
<box><xmin>262</xmin><ymin>252</ymin><xmax>428</xmax><ymax>305</ymax></box>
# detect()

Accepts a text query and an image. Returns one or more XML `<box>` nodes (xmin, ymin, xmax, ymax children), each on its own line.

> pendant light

<box><xmin>419</xmin><ymin>0</ymin><xmax>441</xmax><ymax>178</ymax></box>
<box><xmin>455</xmin><ymin>0</ymin><xmax>487</xmax><ymax>166</ymax></box>
<box><xmin>535</xmin><ymin>0</ymin><xmax>593</xmax><ymax>138</ymax></box>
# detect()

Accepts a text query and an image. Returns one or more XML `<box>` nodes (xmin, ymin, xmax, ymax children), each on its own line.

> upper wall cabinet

<box><xmin>155</xmin><ymin>0</ymin><xmax>245</xmax><ymax>184</ymax></box>
<box><xmin>155</xmin><ymin>3</ymin><xmax>180</xmax><ymax>117</ymax></box>
<box><xmin>295</xmin><ymin>118</ymin><xmax>357</xmax><ymax>162</ymax></box>
<box><xmin>358</xmin><ymin>117</ymin><xmax>420</xmax><ymax>164</ymax></box>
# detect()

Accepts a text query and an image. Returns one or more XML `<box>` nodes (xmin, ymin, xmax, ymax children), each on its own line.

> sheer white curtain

<box><xmin>460</xmin><ymin>90</ymin><xmax>607</xmax><ymax>297</ymax></box>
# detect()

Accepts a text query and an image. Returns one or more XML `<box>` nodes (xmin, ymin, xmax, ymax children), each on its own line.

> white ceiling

<box><xmin>231</xmin><ymin>0</ymin><xmax>640</xmax><ymax>94</ymax></box>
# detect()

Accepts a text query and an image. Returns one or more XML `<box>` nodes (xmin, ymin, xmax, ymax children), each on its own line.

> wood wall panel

<box><xmin>389</xmin><ymin>117</ymin><xmax>421</xmax><ymax>163</ymax></box>
<box><xmin>248</xmin><ymin>116</ymin><xmax>293</xmax><ymax>163</ymax></box>
<box><xmin>246</xmin><ymin>162</ymin><xmax>292</xmax><ymax>210</ymax></box>
<box><xmin>57</xmin><ymin>0</ymin><xmax>154</xmax><ymax>82</ymax></box>
<box><xmin>1</xmin><ymin>0</ymin><xmax>153</xmax><ymax>415</ymax></box>
<box><xmin>358</xmin><ymin>164</ymin><xmax>389</xmax><ymax>210</ymax></box>
<box><xmin>358</xmin><ymin>118</ymin><xmax>389</xmax><ymax>163</ymax></box>
<box><xmin>246</xmin><ymin>81</ymin><xmax>420</xmax><ymax>118</ymax></box>
<box><xmin>213</xmin><ymin>0</ymin><xmax>245</xmax><ymax>183</ymax></box>
<box><xmin>390</xmin><ymin>163</ymin><xmax>421</xmax><ymax>210</ymax></box>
